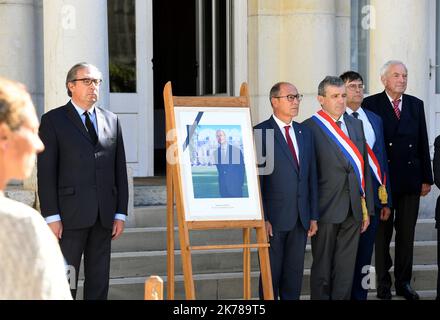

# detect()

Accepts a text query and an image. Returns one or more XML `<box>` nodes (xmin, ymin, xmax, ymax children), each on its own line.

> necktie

<box><xmin>284</xmin><ymin>126</ymin><xmax>299</xmax><ymax>167</ymax></box>
<box><xmin>392</xmin><ymin>99</ymin><xmax>401</xmax><ymax>119</ymax></box>
<box><xmin>352</xmin><ymin>112</ymin><xmax>359</xmax><ymax>119</ymax></box>
<box><xmin>84</xmin><ymin>111</ymin><xmax>98</xmax><ymax>145</ymax></box>
<box><xmin>336</xmin><ymin>121</ymin><xmax>342</xmax><ymax>129</ymax></box>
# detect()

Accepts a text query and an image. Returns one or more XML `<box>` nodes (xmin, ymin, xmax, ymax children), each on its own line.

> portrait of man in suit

<box><xmin>37</xmin><ymin>62</ymin><xmax>129</xmax><ymax>300</ymax></box>
<box><xmin>363</xmin><ymin>60</ymin><xmax>433</xmax><ymax>300</ymax></box>
<box><xmin>303</xmin><ymin>76</ymin><xmax>374</xmax><ymax>300</ymax></box>
<box><xmin>340</xmin><ymin>71</ymin><xmax>392</xmax><ymax>300</ymax></box>
<box><xmin>255</xmin><ymin>82</ymin><xmax>318</xmax><ymax>300</ymax></box>
<box><xmin>213</xmin><ymin>129</ymin><xmax>246</xmax><ymax>198</ymax></box>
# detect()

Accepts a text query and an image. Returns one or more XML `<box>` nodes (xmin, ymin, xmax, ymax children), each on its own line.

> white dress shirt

<box><xmin>346</xmin><ymin>107</ymin><xmax>376</xmax><ymax>148</ymax></box>
<box><xmin>272</xmin><ymin>114</ymin><xmax>300</xmax><ymax>163</ymax></box>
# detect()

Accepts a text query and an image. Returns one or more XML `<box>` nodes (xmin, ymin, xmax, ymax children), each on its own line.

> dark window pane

<box><xmin>350</xmin><ymin>0</ymin><xmax>370</xmax><ymax>93</ymax></box>
<box><xmin>108</xmin><ymin>0</ymin><xmax>136</xmax><ymax>93</ymax></box>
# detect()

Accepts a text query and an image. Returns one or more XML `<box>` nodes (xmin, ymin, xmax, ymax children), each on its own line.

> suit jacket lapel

<box><xmin>269</xmin><ymin>116</ymin><xmax>298</xmax><ymax>172</ymax></box>
<box><xmin>364</xmin><ymin>110</ymin><xmax>380</xmax><ymax>152</ymax></box>
<box><xmin>397</xmin><ymin>95</ymin><xmax>411</xmax><ymax>135</ymax></box>
<box><xmin>65</xmin><ymin>102</ymin><xmax>93</xmax><ymax>143</ymax></box>
<box><xmin>379</xmin><ymin>91</ymin><xmax>400</xmax><ymax>135</ymax></box>
<box><xmin>96</xmin><ymin>107</ymin><xmax>106</xmax><ymax>147</ymax></box>
<box><xmin>292</xmin><ymin>121</ymin><xmax>303</xmax><ymax>170</ymax></box>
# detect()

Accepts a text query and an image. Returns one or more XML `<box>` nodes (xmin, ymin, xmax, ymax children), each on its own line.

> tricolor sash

<box><xmin>312</xmin><ymin>110</ymin><xmax>369</xmax><ymax>220</ymax></box>
<box><xmin>366</xmin><ymin>144</ymin><xmax>388</xmax><ymax>204</ymax></box>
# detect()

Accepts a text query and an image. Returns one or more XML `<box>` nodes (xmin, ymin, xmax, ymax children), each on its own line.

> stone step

<box><xmin>76</xmin><ymin>264</ymin><xmax>438</xmax><ymax>300</ymax></box>
<box><xmin>112</xmin><ymin>227</ymin><xmax>256</xmax><ymax>252</ymax></box>
<box><xmin>83</xmin><ymin>240</ymin><xmax>438</xmax><ymax>280</ymax></box>
<box><xmin>134</xmin><ymin>185</ymin><xmax>167</xmax><ymax>206</ymax></box>
<box><xmin>114</xmin><ymin>217</ymin><xmax>437</xmax><ymax>252</ymax></box>
<box><xmin>132</xmin><ymin>181</ymin><xmax>437</xmax><ymax>219</ymax></box>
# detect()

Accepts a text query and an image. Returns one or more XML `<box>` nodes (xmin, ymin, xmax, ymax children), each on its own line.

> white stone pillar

<box><xmin>0</xmin><ymin>0</ymin><xmax>38</xmax><ymax>107</ymax></box>
<box><xmin>43</xmin><ymin>0</ymin><xmax>110</xmax><ymax>112</ymax></box>
<box><xmin>368</xmin><ymin>0</ymin><xmax>429</xmax><ymax>104</ymax></box>
<box><xmin>336</xmin><ymin>0</ymin><xmax>351</xmax><ymax>75</ymax></box>
<box><xmin>248</xmin><ymin>0</ymin><xmax>338</xmax><ymax>124</ymax></box>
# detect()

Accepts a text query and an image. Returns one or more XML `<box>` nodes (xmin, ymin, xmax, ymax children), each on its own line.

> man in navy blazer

<box><xmin>38</xmin><ymin>63</ymin><xmax>129</xmax><ymax>299</ymax></box>
<box><xmin>340</xmin><ymin>71</ymin><xmax>392</xmax><ymax>300</ymax></box>
<box><xmin>363</xmin><ymin>61</ymin><xmax>433</xmax><ymax>300</ymax></box>
<box><xmin>255</xmin><ymin>82</ymin><xmax>318</xmax><ymax>300</ymax></box>
<box><xmin>213</xmin><ymin>129</ymin><xmax>245</xmax><ymax>198</ymax></box>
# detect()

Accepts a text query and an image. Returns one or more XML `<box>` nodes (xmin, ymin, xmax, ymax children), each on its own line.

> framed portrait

<box><xmin>173</xmin><ymin>106</ymin><xmax>262</xmax><ymax>221</ymax></box>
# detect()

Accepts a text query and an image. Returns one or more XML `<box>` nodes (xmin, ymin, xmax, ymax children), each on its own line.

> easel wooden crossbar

<box><xmin>163</xmin><ymin>81</ymin><xmax>273</xmax><ymax>300</ymax></box>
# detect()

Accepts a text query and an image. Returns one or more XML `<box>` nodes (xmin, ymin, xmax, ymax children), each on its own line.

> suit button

<box><xmin>388</xmin><ymin>160</ymin><xmax>391</xmax><ymax>163</ymax></box>
<box><xmin>408</xmin><ymin>161</ymin><xmax>412</xmax><ymax>165</ymax></box>
<box><xmin>389</xmin><ymin>143</ymin><xmax>393</xmax><ymax>146</ymax></box>
<box><xmin>409</xmin><ymin>144</ymin><xmax>413</xmax><ymax>148</ymax></box>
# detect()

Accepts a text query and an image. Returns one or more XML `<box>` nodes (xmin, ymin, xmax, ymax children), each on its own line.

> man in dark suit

<box><xmin>363</xmin><ymin>60</ymin><xmax>433</xmax><ymax>300</ymax></box>
<box><xmin>433</xmin><ymin>135</ymin><xmax>440</xmax><ymax>301</ymax></box>
<box><xmin>37</xmin><ymin>62</ymin><xmax>129</xmax><ymax>300</ymax></box>
<box><xmin>255</xmin><ymin>82</ymin><xmax>318</xmax><ymax>300</ymax></box>
<box><xmin>340</xmin><ymin>71</ymin><xmax>392</xmax><ymax>300</ymax></box>
<box><xmin>214</xmin><ymin>129</ymin><xmax>245</xmax><ymax>198</ymax></box>
<box><xmin>303</xmin><ymin>76</ymin><xmax>374</xmax><ymax>300</ymax></box>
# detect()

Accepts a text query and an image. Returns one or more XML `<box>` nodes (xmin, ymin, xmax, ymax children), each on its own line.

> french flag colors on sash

<box><xmin>312</xmin><ymin>110</ymin><xmax>369</xmax><ymax>220</ymax></box>
<box><xmin>366</xmin><ymin>144</ymin><xmax>388</xmax><ymax>204</ymax></box>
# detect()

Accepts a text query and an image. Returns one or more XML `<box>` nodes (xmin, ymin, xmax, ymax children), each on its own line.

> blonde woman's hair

<box><xmin>0</xmin><ymin>77</ymin><xmax>33</xmax><ymax>131</ymax></box>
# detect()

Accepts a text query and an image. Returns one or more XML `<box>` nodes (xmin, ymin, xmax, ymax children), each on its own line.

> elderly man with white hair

<box><xmin>363</xmin><ymin>60</ymin><xmax>433</xmax><ymax>300</ymax></box>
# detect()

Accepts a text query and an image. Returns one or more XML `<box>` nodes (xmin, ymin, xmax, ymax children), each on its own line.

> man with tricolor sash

<box><xmin>340</xmin><ymin>71</ymin><xmax>392</xmax><ymax>300</ymax></box>
<box><xmin>303</xmin><ymin>76</ymin><xmax>374</xmax><ymax>300</ymax></box>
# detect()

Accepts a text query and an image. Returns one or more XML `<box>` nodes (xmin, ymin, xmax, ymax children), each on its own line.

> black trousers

<box><xmin>375</xmin><ymin>193</ymin><xmax>420</xmax><ymax>290</ymax></box>
<box><xmin>60</xmin><ymin>217</ymin><xmax>112</xmax><ymax>300</ymax></box>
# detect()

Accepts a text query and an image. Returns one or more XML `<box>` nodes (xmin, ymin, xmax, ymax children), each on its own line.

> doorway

<box><xmin>152</xmin><ymin>0</ymin><xmax>198</xmax><ymax>176</ymax></box>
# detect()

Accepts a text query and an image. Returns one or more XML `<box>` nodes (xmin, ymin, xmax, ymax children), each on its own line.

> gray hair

<box><xmin>380</xmin><ymin>60</ymin><xmax>407</xmax><ymax>77</ymax></box>
<box><xmin>318</xmin><ymin>76</ymin><xmax>345</xmax><ymax>97</ymax></box>
<box><xmin>65</xmin><ymin>62</ymin><xmax>102</xmax><ymax>97</ymax></box>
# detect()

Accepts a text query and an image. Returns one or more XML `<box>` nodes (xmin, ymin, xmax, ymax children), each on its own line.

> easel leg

<box><xmin>256</xmin><ymin>227</ymin><xmax>274</xmax><ymax>299</ymax></box>
<box><xmin>243</xmin><ymin>228</ymin><xmax>251</xmax><ymax>299</ymax></box>
<box><xmin>166</xmin><ymin>163</ymin><xmax>175</xmax><ymax>300</ymax></box>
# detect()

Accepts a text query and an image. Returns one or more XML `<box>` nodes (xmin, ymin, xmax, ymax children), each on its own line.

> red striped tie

<box><xmin>284</xmin><ymin>126</ymin><xmax>299</xmax><ymax>167</ymax></box>
<box><xmin>392</xmin><ymin>99</ymin><xmax>401</xmax><ymax>119</ymax></box>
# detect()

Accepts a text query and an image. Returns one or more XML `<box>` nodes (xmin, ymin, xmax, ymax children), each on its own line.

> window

<box><xmin>196</xmin><ymin>0</ymin><xmax>233</xmax><ymax>95</ymax></box>
<box><xmin>108</xmin><ymin>0</ymin><xmax>137</xmax><ymax>93</ymax></box>
<box><xmin>350</xmin><ymin>0</ymin><xmax>370</xmax><ymax>92</ymax></box>
<box><xmin>436</xmin><ymin>0</ymin><xmax>440</xmax><ymax>93</ymax></box>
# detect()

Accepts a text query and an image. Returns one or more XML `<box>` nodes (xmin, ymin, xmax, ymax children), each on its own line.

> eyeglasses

<box><xmin>346</xmin><ymin>83</ymin><xmax>365</xmax><ymax>90</ymax></box>
<box><xmin>71</xmin><ymin>78</ymin><xmax>103</xmax><ymax>86</ymax></box>
<box><xmin>273</xmin><ymin>94</ymin><xmax>303</xmax><ymax>102</ymax></box>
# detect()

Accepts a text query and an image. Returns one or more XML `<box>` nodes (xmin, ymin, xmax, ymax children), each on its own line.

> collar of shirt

<box><xmin>71</xmin><ymin>100</ymin><xmax>97</xmax><ymax>130</ymax></box>
<box><xmin>385</xmin><ymin>92</ymin><xmax>403</xmax><ymax>111</ymax></box>
<box><xmin>272</xmin><ymin>114</ymin><xmax>292</xmax><ymax>133</ymax></box>
<box><xmin>71</xmin><ymin>100</ymin><xmax>96</xmax><ymax>117</ymax></box>
<box><xmin>345</xmin><ymin>106</ymin><xmax>366</xmax><ymax>119</ymax></box>
<box><xmin>272</xmin><ymin>114</ymin><xmax>299</xmax><ymax>160</ymax></box>
<box><xmin>346</xmin><ymin>107</ymin><xmax>376</xmax><ymax>147</ymax></box>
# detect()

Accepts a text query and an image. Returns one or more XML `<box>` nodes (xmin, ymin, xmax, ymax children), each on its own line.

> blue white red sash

<box><xmin>312</xmin><ymin>110</ymin><xmax>365</xmax><ymax>197</ymax></box>
<box><xmin>366</xmin><ymin>144</ymin><xmax>386</xmax><ymax>187</ymax></box>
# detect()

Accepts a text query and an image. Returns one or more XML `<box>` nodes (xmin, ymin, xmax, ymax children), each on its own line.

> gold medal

<box><xmin>378</xmin><ymin>185</ymin><xmax>388</xmax><ymax>204</ymax></box>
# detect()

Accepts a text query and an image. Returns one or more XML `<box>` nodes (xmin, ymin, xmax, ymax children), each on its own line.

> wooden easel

<box><xmin>164</xmin><ymin>81</ymin><xmax>273</xmax><ymax>300</ymax></box>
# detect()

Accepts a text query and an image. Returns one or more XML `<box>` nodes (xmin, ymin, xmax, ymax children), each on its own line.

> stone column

<box><xmin>43</xmin><ymin>0</ymin><xmax>110</xmax><ymax>112</ymax></box>
<box><xmin>248</xmin><ymin>0</ymin><xmax>338</xmax><ymax>124</ymax></box>
<box><xmin>336</xmin><ymin>0</ymin><xmax>351</xmax><ymax>75</ymax></box>
<box><xmin>368</xmin><ymin>0</ymin><xmax>429</xmax><ymax>104</ymax></box>
<box><xmin>0</xmin><ymin>0</ymin><xmax>37</xmax><ymax>102</ymax></box>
